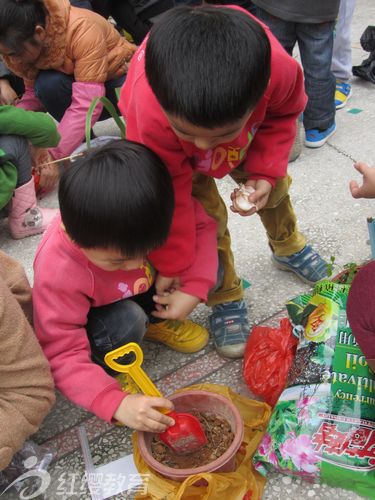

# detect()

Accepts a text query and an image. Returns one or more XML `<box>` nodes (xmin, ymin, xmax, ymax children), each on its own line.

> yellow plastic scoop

<box><xmin>105</xmin><ymin>342</ymin><xmax>208</xmax><ymax>454</ymax></box>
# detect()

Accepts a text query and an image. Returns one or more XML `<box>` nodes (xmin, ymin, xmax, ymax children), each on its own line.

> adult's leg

<box><xmin>331</xmin><ymin>0</ymin><xmax>356</xmax><ymax>82</ymax></box>
<box><xmin>112</xmin><ymin>0</ymin><xmax>152</xmax><ymax>45</ymax></box>
<box><xmin>298</xmin><ymin>21</ymin><xmax>336</xmax><ymax>131</ymax></box>
<box><xmin>69</xmin><ymin>0</ymin><xmax>93</xmax><ymax>8</ymax></box>
<box><xmin>90</xmin><ymin>0</ymin><xmax>112</xmax><ymax>18</ymax></box>
<box><xmin>254</xmin><ymin>7</ymin><xmax>297</xmax><ymax>56</ymax></box>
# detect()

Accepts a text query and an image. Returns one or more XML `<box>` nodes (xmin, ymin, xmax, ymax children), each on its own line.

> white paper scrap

<box><xmin>93</xmin><ymin>454</ymin><xmax>142</xmax><ymax>499</ymax></box>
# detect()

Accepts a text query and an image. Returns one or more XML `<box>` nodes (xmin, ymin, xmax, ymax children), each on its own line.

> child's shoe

<box><xmin>335</xmin><ymin>80</ymin><xmax>352</xmax><ymax>109</ymax></box>
<box><xmin>209</xmin><ymin>299</ymin><xmax>250</xmax><ymax>358</ymax></box>
<box><xmin>8</xmin><ymin>179</ymin><xmax>59</xmax><ymax>239</ymax></box>
<box><xmin>272</xmin><ymin>245</ymin><xmax>327</xmax><ymax>285</ymax></box>
<box><xmin>305</xmin><ymin>123</ymin><xmax>336</xmax><ymax>148</ymax></box>
<box><xmin>145</xmin><ymin>319</ymin><xmax>208</xmax><ymax>353</ymax></box>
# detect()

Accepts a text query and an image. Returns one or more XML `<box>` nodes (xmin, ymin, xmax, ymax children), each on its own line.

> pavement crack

<box><xmin>327</xmin><ymin>142</ymin><xmax>356</xmax><ymax>162</ymax></box>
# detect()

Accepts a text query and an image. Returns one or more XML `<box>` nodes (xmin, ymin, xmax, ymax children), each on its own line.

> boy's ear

<box><xmin>34</xmin><ymin>25</ymin><xmax>47</xmax><ymax>42</ymax></box>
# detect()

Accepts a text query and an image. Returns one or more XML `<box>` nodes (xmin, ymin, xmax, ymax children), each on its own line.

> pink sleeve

<box><xmin>49</xmin><ymin>81</ymin><xmax>105</xmax><ymax>160</ymax></box>
<box><xmin>32</xmin><ymin>259</ymin><xmax>126</xmax><ymax>422</ymax></box>
<box><xmin>178</xmin><ymin>199</ymin><xmax>218</xmax><ymax>301</ymax></box>
<box><xmin>16</xmin><ymin>84</ymin><xmax>44</xmax><ymax>111</ymax></box>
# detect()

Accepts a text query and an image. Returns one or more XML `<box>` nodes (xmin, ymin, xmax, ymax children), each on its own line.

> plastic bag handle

<box><xmin>85</xmin><ymin>95</ymin><xmax>126</xmax><ymax>146</ymax></box>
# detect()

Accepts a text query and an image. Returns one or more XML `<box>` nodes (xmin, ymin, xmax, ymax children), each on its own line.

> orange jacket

<box><xmin>3</xmin><ymin>0</ymin><xmax>136</xmax><ymax>83</ymax></box>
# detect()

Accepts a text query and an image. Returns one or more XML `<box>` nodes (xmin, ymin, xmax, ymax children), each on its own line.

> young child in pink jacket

<box><xmin>32</xmin><ymin>140</ymin><xmax>218</xmax><ymax>430</ymax></box>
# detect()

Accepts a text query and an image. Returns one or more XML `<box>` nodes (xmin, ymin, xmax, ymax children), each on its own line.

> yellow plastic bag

<box><xmin>133</xmin><ymin>383</ymin><xmax>271</xmax><ymax>500</ymax></box>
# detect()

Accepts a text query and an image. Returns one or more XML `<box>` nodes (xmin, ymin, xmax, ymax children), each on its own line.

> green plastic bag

<box><xmin>253</xmin><ymin>280</ymin><xmax>375</xmax><ymax>499</ymax></box>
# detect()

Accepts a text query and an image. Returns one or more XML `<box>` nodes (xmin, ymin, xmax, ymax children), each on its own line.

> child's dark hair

<box><xmin>145</xmin><ymin>5</ymin><xmax>271</xmax><ymax>128</ymax></box>
<box><xmin>59</xmin><ymin>140</ymin><xmax>175</xmax><ymax>257</ymax></box>
<box><xmin>0</xmin><ymin>0</ymin><xmax>46</xmax><ymax>52</ymax></box>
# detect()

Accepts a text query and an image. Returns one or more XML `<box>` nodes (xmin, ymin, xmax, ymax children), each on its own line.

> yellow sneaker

<box><xmin>145</xmin><ymin>319</ymin><xmax>209</xmax><ymax>353</ymax></box>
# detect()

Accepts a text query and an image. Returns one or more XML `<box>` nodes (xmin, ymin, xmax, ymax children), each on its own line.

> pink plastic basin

<box><xmin>137</xmin><ymin>389</ymin><xmax>244</xmax><ymax>483</ymax></box>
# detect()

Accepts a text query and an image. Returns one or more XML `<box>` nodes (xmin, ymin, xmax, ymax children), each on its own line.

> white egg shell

<box><xmin>234</xmin><ymin>184</ymin><xmax>256</xmax><ymax>211</ymax></box>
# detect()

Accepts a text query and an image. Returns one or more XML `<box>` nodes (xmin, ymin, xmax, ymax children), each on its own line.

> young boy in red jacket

<box><xmin>119</xmin><ymin>5</ymin><xmax>327</xmax><ymax>359</ymax></box>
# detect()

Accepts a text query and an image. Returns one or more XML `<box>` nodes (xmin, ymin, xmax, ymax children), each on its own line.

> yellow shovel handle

<box><xmin>104</xmin><ymin>342</ymin><xmax>163</xmax><ymax>398</ymax></box>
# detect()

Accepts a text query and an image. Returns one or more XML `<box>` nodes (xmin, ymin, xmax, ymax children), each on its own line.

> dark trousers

<box><xmin>86</xmin><ymin>285</ymin><xmax>156</xmax><ymax>371</ymax></box>
<box><xmin>255</xmin><ymin>7</ymin><xmax>336</xmax><ymax>131</ymax></box>
<box><xmin>34</xmin><ymin>70</ymin><xmax>125</xmax><ymax>122</ymax></box>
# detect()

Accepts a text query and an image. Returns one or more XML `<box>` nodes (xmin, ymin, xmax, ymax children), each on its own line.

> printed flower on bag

<box><xmin>280</xmin><ymin>433</ymin><xmax>320</xmax><ymax>473</ymax></box>
<box><xmin>258</xmin><ymin>433</ymin><xmax>272</xmax><ymax>456</ymax></box>
<box><xmin>258</xmin><ymin>433</ymin><xmax>279</xmax><ymax>467</ymax></box>
<box><xmin>296</xmin><ymin>397</ymin><xmax>318</xmax><ymax>421</ymax></box>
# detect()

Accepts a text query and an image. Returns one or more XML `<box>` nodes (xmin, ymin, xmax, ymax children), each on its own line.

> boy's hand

<box><xmin>230</xmin><ymin>179</ymin><xmax>272</xmax><ymax>216</ymax></box>
<box><xmin>154</xmin><ymin>274</ymin><xmax>179</xmax><ymax>296</ymax></box>
<box><xmin>349</xmin><ymin>162</ymin><xmax>375</xmax><ymax>199</ymax></box>
<box><xmin>152</xmin><ymin>289</ymin><xmax>200</xmax><ymax>320</ymax></box>
<box><xmin>113</xmin><ymin>394</ymin><xmax>175</xmax><ymax>431</ymax></box>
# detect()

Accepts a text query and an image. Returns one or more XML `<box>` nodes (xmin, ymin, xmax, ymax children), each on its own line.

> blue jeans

<box><xmin>255</xmin><ymin>8</ymin><xmax>336</xmax><ymax>131</ymax></box>
<box><xmin>34</xmin><ymin>70</ymin><xmax>125</xmax><ymax>122</ymax></box>
<box><xmin>86</xmin><ymin>286</ymin><xmax>156</xmax><ymax>372</ymax></box>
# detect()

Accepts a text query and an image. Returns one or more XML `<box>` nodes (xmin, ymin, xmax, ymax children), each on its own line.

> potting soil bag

<box><xmin>133</xmin><ymin>383</ymin><xmax>271</xmax><ymax>500</ymax></box>
<box><xmin>253</xmin><ymin>280</ymin><xmax>375</xmax><ymax>498</ymax></box>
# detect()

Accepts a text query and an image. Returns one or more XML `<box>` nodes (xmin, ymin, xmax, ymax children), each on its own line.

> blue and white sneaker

<box><xmin>209</xmin><ymin>299</ymin><xmax>250</xmax><ymax>358</ymax></box>
<box><xmin>335</xmin><ymin>80</ymin><xmax>352</xmax><ymax>109</ymax></box>
<box><xmin>305</xmin><ymin>123</ymin><xmax>336</xmax><ymax>148</ymax></box>
<box><xmin>272</xmin><ymin>245</ymin><xmax>328</xmax><ymax>285</ymax></box>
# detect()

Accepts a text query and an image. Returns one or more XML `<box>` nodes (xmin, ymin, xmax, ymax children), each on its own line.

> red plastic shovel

<box><xmin>105</xmin><ymin>342</ymin><xmax>208</xmax><ymax>454</ymax></box>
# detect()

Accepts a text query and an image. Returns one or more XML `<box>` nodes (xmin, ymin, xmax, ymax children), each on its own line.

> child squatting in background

<box><xmin>0</xmin><ymin>105</ymin><xmax>60</xmax><ymax>239</ymax></box>
<box><xmin>0</xmin><ymin>0</ymin><xmax>136</xmax><ymax>191</ymax></box>
<box><xmin>346</xmin><ymin>162</ymin><xmax>375</xmax><ymax>372</ymax></box>
<box><xmin>32</xmin><ymin>140</ymin><xmax>218</xmax><ymax>429</ymax></box>
<box><xmin>120</xmin><ymin>5</ymin><xmax>328</xmax><ymax>359</ymax></box>
<box><xmin>0</xmin><ymin>250</ymin><xmax>55</xmax><ymax>471</ymax></box>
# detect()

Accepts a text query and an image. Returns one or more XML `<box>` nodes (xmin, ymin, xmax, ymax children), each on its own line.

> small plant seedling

<box><xmin>326</xmin><ymin>256</ymin><xmax>359</xmax><ymax>284</ymax></box>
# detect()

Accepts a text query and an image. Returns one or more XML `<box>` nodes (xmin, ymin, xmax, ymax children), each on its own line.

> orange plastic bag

<box><xmin>132</xmin><ymin>383</ymin><xmax>271</xmax><ymax>500</ymax></box>
<box><xmin>242</xmin><ymin>318</ymin><xmax>298</xmax><ymax>407</ymax></box>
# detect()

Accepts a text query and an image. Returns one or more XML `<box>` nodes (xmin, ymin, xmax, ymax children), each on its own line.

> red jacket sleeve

<box><xmin>121</xmin><ymin>76</ymin><xmax>198</xmax><ymax>278</ymax></box>
<box><xmin>243</xmin><ymin>34</ymin><xmax>307</xmax><ymax>186</ymax></box>
<box><xmin>173</xmin><ymin>199</ymin><xmax>218</xmax><ymax>301</ymax></box>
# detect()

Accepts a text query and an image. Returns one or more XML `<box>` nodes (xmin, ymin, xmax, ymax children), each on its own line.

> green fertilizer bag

<box><xmin>253</xmin><ymin>280</ymin><xmax>375</xmax><ymax>498</ymax></box>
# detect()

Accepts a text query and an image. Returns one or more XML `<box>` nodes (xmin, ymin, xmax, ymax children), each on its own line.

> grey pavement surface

<box><xmin>1</xmin><ymin>1</ymin><xmax>374</xmax><ymax>498</ymax></box>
